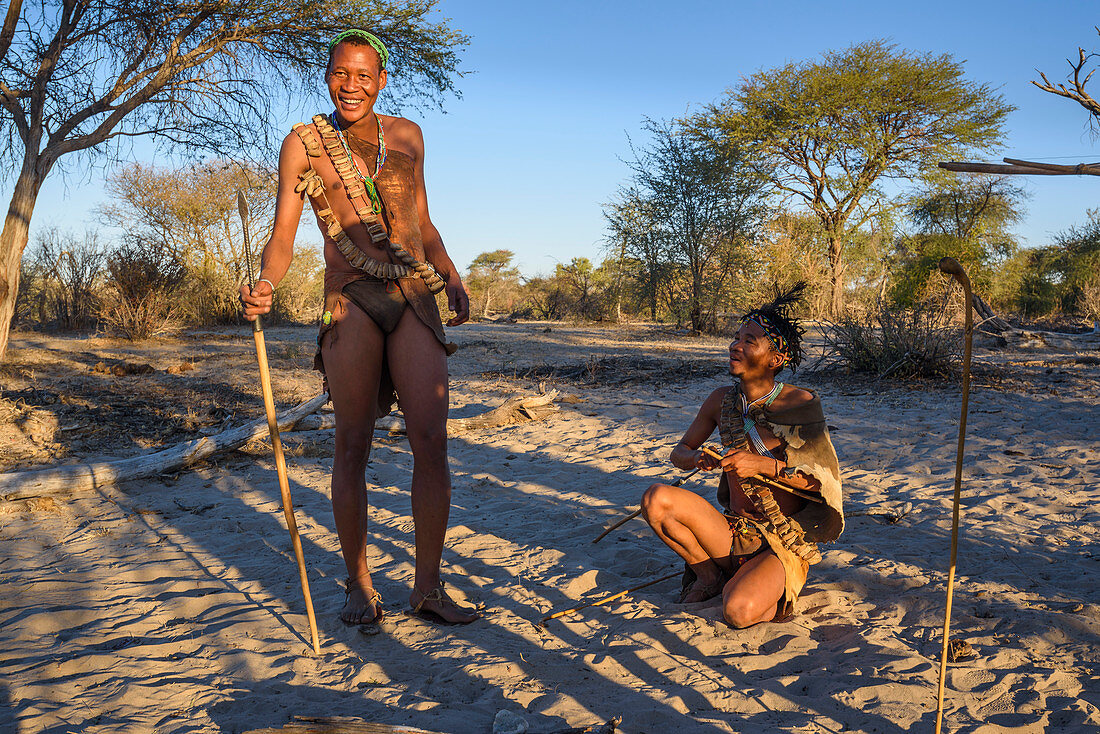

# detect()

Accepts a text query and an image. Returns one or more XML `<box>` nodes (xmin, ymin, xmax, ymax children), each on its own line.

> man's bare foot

<box><xmin>679</xmin><ymin>574</ymin><xmax>726</xmax><ymax>604</ymax></box>
<box><xmin>341</xmin><ymin>579</ymin><xmax>383</xmax><ymax>626</ymax></box>
<box><xmin>410</xmin><ymin>584</ymin><xmax>480</xmax><ymax>624</ymax></box>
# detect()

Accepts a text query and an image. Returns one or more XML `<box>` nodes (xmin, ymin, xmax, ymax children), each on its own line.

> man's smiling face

<box><xmin>728</xmin><ymin>320</ymin><xmax>782</xmax><ymax>379</ymax></box>
<box><xmin>325</xmin><ymin>42</ymin><xmax>387</xmax><ymax>124</ymax></box>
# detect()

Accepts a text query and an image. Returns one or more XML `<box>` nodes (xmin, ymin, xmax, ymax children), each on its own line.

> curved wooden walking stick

<box><xmin>238</xmin><ymin>191</ymin><xmax>321</xmax><ymax>655</ymax></box>
<box><xmin>934</xmin><ymin>256</ymin><xmax>974</xmax><ymax>733</ymax></box>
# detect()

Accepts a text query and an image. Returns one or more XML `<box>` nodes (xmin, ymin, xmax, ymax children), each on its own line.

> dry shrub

<box><xmin>819</xmin><ymin>296</ymin><xmax>961</xmax><ymax>378</ymax></box>
<box><xmin>179</xmin><ymin>266</ymin><xmax>241</xmax><ymax>325</ymax></box>
<box><xmin>270</xmin><ymin>245</ymin><xmax>324</xmax><ymax>323</ymax></box>
<box><xmin>99</xmin><ymin>244</ymin><xmax>185</xmax><ymax>340</ymax></box>
<box><xmin>16</xmin><ymin>228</ymin><xmax>105</xmax><ymax>330</ymax></box>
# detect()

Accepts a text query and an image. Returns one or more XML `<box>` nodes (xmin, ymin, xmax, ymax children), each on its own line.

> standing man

<box><xmin>241</xmin><ymin>29</ymin><xmax>477</xmax><ymax>625</ymax></box>
<box><xmin>640</xmin><ymin>285</ymin><xmax>844</xmax><ymax>627</ymax></box>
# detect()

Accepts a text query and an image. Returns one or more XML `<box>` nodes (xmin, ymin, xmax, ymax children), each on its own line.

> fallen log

<box><xmin>1</xmin><ymin>391</ymin><xmax>560</xmax><ymax>500</ymax></box>
<box><xmin>0</xmin><ymin>393</ymin><xmax>330</xmax><ymax>500</ymax></box>
<box><xmin>1001</xmin><ymin>328</ymin><xmax>1100</xmax><ymax>351</ymax></box>
<box><xmin>290</xmin><ymin>390</ymin><xmax>559</xmax><ymax>435</ymax></box>
<box><xmin>971</xmin><ymin>292</ymin><xmax>1011</xmax><ymax>333</ymax></box>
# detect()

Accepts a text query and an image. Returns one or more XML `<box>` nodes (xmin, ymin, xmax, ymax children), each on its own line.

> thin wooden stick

<box><xmin>591</xmin><ymin>463</ymin><xmax>705</xmax><ymax>544</ymax></box>
<box><xmin>700</xmin><ymin>446</ymin><xmax>824</xmax><ymax>504</ymax></box>
<box><xmin>934</xmin><ymin>257</ymin><xmax>974</xmax><ymax>734</ymax></box>
<box><xmin>239</xmin><ymin>191</ymin><xmax>320</xmax><ymax>656</ymax></box>
<box><xmin>592</xmin><ymin>507</ymin><xmax>643</xmax><ymax>543</ymax></box>
<box><xmin>539</xmin><ymin>569</ymin><xmax>681</xmax><ymax>625</ymax></box>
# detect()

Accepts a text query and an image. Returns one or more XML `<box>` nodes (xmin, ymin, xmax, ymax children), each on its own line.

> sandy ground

<box><xmin>1</xmin><ymin>321</ymin><xmax>1098</xmax><ymax>733</ymax></box>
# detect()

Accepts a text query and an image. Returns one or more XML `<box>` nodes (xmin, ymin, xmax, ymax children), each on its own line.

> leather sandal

<box><xmin>410</xmin><ymin>582</ymin><xmax>479</xmax><ymax>625</ymax></box>
<box><xmin>342</xmin><ymin>577</ymin><xmax>383</xmax><ymax>626</ymax></box>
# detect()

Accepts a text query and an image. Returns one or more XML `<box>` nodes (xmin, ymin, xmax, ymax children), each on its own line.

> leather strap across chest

<box><xmin>289</xmin><ymin>117</ymin><xmax>446</xmax><ymax>293</ymax></box>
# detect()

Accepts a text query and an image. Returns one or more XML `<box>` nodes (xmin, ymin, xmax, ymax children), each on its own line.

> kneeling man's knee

<box><xmin>723</xmin><ymin>594</ymin><xmax>763</xmax><ymax>629</ymax></box>
<box><xmin>640</xmin><ymin>483</ymin><xmax>671</xmax><ymax>521</ymax></box>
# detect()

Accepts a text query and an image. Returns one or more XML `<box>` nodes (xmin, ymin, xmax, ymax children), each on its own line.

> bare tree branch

<box><xmin>1033</xmin><ymin>31</ymin><xmax>1100</xmax><ymax>121</ymax></box>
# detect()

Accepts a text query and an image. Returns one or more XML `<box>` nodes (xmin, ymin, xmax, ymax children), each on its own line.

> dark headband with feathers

<box><xmin>740</xmin><ymin>282</ymin><xmax>807</xmax><ymax>372</ymax></box>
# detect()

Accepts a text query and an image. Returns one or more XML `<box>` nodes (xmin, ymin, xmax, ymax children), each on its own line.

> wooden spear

<box><xmin>238</xmin><ymin>190</ymin><xmax>321</xmax><ymax>655</ymax></box>
<box><xmin>934</xmin><ymin>257</ymin><xmax>974</xmax><ymax>733</ymax></box>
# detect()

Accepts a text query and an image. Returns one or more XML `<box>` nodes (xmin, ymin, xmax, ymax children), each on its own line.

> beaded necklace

<box><xmin>739</xmin><ymin>381</ymin><xmax>784</xmax><ymax>458</ymax></box>
<box><xmin>331</xmin><ymin>111</ymin><xmax>387</xmax><ymax>213</ymax></box>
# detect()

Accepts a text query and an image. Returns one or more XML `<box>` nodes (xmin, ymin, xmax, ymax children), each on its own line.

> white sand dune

<box><xmin>1</xmin><ymin>322</ymin><xmax>1098</xmax><ymax>733</ymax></box>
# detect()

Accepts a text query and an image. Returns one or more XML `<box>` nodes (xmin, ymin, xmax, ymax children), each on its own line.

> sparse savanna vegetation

<box><xmin>457</xmin><ymin>39</ymin><xmax>1100</xmax><ymax>379</ymax></box>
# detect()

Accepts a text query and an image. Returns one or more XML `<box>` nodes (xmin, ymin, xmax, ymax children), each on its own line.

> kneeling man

<box><xmin>641</xmin><ymin>285</ymin><xmax>843</xmax><ymax>627</ymax></box>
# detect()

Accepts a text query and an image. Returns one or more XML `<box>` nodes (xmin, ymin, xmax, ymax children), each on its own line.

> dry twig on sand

<box><xmin>538</xmin><ymin>570</ymin><xmax>681</xmax><ymax>625</ymax></box>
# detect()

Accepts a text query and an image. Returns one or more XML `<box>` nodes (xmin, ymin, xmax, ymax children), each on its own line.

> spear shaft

<box><xmin>238</xmin><ymin>190</ymin><xmax>320</xmax><ymax>655</ymax></box>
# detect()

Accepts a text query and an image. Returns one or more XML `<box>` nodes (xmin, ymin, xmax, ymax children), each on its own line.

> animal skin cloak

<box><xmin>748</xmin><ymin>385</ymin><xmax>845</xmax><ymax>544</ymax></box>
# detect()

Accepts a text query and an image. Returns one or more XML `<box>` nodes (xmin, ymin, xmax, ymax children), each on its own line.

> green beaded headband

<box><xmin>328</xmin><ymin>29</ymin><xmax>389</xmax><ymax>69</ymax></box>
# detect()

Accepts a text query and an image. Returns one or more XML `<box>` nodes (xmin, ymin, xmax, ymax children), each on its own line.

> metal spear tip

<box><xmin>237</xmin><ymin>189</ymin><xmax>250</xmax><ymax>222</ymax></box>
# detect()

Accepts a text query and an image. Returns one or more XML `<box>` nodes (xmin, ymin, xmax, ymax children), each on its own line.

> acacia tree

<box><xmin>103</xmin><ymin>161</ymin><xmax>276</xmax><ymax>280</ymax></box>
<box><xmin>908</xmin><ymin>174</ymin><xmax>1026</xmax><ymax>243</ymax></box>
<box><xmin>555</xmin><ymin>257</ymin><xmax>601</xmax><ymax>320</ymax></box>
<box><xmin>605</xmin><ymin>190</ymin><xmax>664</xmax><ymax>320</ymax></box>
<box><xmin>698</xmin><ymin>40</ymin><xmax>1012</xmax><ymax>315</ymax></box>
<box><xmin>617</xmin><ymin>118</ymin><xmax>765</xmax><ymax>331</ymax></box>
<box><xmin>466</xmin><ymin>249</ymin><xmax>520</xmax><ymax>318</ymax></box>
<box><xmin>0</xmin><ymin>0</ymin><xmax>467</xmax><ymax>359</ymax></box>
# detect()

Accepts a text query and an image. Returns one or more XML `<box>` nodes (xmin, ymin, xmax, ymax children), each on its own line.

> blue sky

<box><xmin>23</xmin><ymin>0</ymin><xmax>1100</xmax><ymax>277</ymax></box>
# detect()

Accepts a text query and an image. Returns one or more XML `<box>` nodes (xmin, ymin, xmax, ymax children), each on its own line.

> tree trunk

<box><xmin>0</xmin><ymin>163</ymin><xmax>47</xmax><ymax>361</ymax></box>
<box><xmin>689</xmin><ymin>264</ymin><xmax>704</xmax><ymax>331</ymax></box>
<box><xmin>482</xmin><ymin>284</ymin><xmax>492</xmax><ymax>319</ymax></box>
<box><xmin>649</xmin><ymin>266</ymin><xmax>658</xmax><ymax>320</ymax></box>
<box><xmin>826</xmin><ymin>232</ymin><xmax>845</xmax><ymax>317</ymax></box>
